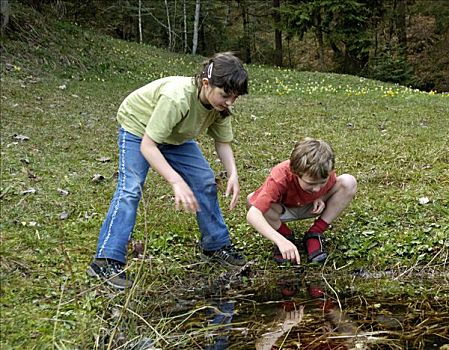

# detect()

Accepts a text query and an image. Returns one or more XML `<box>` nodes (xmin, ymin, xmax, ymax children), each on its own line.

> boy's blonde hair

<box><xmin>290</xmin><ymin>138</ymin><xmax>335</xmax><ymax>179</ymax></box>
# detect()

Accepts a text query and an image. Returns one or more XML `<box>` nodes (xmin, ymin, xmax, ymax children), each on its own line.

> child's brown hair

<box><xmin>290</xmin><ymin>138</ymin><xmax>335</xmax><ymax>179</ymax></box>
<box><xmin>196</xmin><ymin>52</ymin><xmax>248</xmax><ymax>97</ymax></box>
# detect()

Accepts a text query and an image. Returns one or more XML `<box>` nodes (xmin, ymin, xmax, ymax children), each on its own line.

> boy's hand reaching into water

<box><xmin>172</xmin><ymin>180</ymin><xmax>199</xmax><ymax>213</ymax></box>
<box><xmin>277</xmin><ymin>238</ymin><xmax>301</xmax><ymax>264</ymax></box>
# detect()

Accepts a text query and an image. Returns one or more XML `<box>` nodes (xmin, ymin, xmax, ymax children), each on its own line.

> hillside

<box><xmin>1</xmin><ymin>6</ymin><xmax>448</xmax><ymax>349</ymax></box>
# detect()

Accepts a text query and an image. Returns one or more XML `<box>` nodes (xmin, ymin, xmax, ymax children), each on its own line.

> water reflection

<box><xmin>165</xmin><ymin>269</ymin><xmax>448</xmax><ymax>349</ymax></box>
<box><xmin>255</xmin><ymin>305</ymin><xmax>304</xmax><ymax>349</ymax></box>
<box><xmin>204</xmin><ymin>299</ymin><xmax>235</xmax><ymax>350</ymax></box>
<box><xmin>254</xmin><ymin>276</ymin><xmax>361</xmax><ymax>350</ymax></box>
<box><xmin>200</xmin><ymin>273</ymin><xmax>362</xmax><ymax>349</ymax></box>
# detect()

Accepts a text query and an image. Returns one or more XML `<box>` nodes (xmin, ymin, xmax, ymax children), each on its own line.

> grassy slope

<box><xmin>1</xmin><ymin>6</ymin><xmax>448</xmax><ymax>349</ymax></box>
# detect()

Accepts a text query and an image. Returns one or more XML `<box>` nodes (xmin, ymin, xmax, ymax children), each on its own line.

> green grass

<box><xmin>1</xmin><ymin>6</ymin><xmax>448</xmax><ymax>349</ymax></box>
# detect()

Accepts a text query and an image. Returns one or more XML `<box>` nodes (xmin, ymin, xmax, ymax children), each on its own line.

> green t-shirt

<box><xmin>116</xmin><ymin>76</ymin><xmax>233</xmax><ymax>145</ymax></box>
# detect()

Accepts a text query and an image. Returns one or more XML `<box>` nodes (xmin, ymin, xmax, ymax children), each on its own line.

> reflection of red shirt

<box><xmin>249</xmin><ymin>160</ymin><xmax>337</xmax><ymax>213</ymax></box>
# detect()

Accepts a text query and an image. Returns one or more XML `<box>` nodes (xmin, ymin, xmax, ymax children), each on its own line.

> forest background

<box><xmin>1</xmin><ymin>0</ymin><xmax>448</xmax><ymax>92</ymax></box>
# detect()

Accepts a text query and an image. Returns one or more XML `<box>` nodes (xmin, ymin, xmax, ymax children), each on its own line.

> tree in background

<box><xmin>365</xmin><ymin>0</ymin><xmax>413</xmax><ymax>86</ymax></box>
<box><xmin>191</xmin><ymin>0</ymin><xmax>200</xmax><ymax>54</ymax></box>
<box><xmin>1</xmin><ymin>0</ymin><xmax>10</xmax><ymax>31</ymax></box>
<box><xmin>280</xmin><ymin>0</ymin><xmax>373</xmax><ymax>74</ymax></box>
<box><xmin>280</xmin><ymin>0</ymin><xmax>327</xmax><ymax>71</ymax></box>
<box><xmin>237</xmin><ymin>0</ymin><xmax>251</xmax><ymax>63</ymax></box>
<box><xmin>395</xmin><ymin>0</ymin><xmax>407</xmax><ymax>56</ymax></box>
<box><xmin>3</xmin><ymin>0</ymin><xmax>447</xmax><ymax>91</ymax></box>
<box><xmin>408</xmin><ymin>0</ymin><xmax>449</xmax><ymax>90</ymax></box>
<box><xmin>272</xmin><ymin>0</ymin><xmax>283</xmax><ymax>67</ymax></box>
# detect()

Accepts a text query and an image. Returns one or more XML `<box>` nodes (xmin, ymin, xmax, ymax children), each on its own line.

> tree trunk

<box><xmin>138</xmin><ymin>0</ymin><xmax>142</xmax><ymax>44</ymax></box>
<box><xmin>171</xmin><ymin>0</ymin><xmax>178</xmax><ymax>51</ymax></box>
<box><xmin>183</xmin><ymin>0</ymin><xmax>188</xmax><ymax>52</ymax></box>
<box><xmin>164</xmin><ymin>0</ymin><xmax>172</xmax><ymax>50</ymax></box>
<box><xmin>313</xmin><ymin>8</ymin><xmax>324</xmax><ymax>71</ymax></box>
<box><xmin>388</xmin><ymin>0</ymin><xmax>396</xmax><ymax>49</ymax></box>
<box><xmin>396</xmin><ymin>0</ymin><xmax>407</xmax><ymax>56</ymax></box>
<box><xmin>373</xmin><ymin>14</ymin><xmax>378</xmax><ymax>58</ymax></box>
<box><xmin>192</xmin><ymin>0</ymin><xmax>200</xmax><ymax>54</ymax></box>
<box><xmin>272</xmin><ymin>0</ymin><xmax>282</xmax><ymax>67</ymax></box>
<box><xmin>0</xmin><ymin>0</ymin><xmax>10</xmax><ymax>31</ymax></box>
<box><xmin>239</xmin><ymin>0</ymin><xmax>251</xmax><ymax>63</ymax></box>
<box><xmin>224</xmin><ymin>1</ymin><xmax>232</xmax><ymax>26</ymax></box>
<box><xmin>286</xmin><ymin>36</ymin><xmax>292</xmax><ymax>67</ymax></box>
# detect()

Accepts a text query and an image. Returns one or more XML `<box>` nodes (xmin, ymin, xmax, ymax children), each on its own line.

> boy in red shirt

<box><xmin>247</xmin><ymin>138</ymin><xmax>357</xmax><ymax>264</ymax></box>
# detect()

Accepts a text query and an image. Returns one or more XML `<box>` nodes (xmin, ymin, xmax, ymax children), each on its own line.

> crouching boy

<box><xmin>246</xmin><ymin>138</ymin><xmax>357</xmax><ymax>264</ymax></box>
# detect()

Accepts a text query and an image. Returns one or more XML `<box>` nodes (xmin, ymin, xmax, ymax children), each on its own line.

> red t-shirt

<box><xmin>249</xmin><ymin>160</ymin><xmax>337</xmax><ymax>213</ymax></box>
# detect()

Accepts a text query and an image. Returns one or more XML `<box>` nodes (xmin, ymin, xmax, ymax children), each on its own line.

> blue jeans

<box><xmin>95</xmin><ymin>128</ymin><xmax>231</xmax><ymax>263</ymax></box>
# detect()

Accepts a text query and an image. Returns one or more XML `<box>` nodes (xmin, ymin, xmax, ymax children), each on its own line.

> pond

<box><xmin>129</xmin><ymin>265</ymin><xmax>449</xmax><ymax>350</ymax></box>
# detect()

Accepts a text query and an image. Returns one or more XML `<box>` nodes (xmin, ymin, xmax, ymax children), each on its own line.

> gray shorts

<box><xmin>280</xmin><ymin>203</ymin><xmax>318</xmax><ymax>222</ymax></box>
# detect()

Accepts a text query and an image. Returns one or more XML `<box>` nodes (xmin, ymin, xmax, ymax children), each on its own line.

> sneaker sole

<box><xmin>308</xmin><ymin>252</ymin><xmax>327</xmax><ymax>264</ymax></box>
<box><xmin>200</xmin><ymin>253</ymin><xmax>246</xmax><ymax>268</ymax></box>
<box><xmin>86</xmin><ymin>266</ymin><xmax>127</xmax><ymax>290</ymax></box>
<box><xmin>273</xmin><ymin>257</ymin><xmax>290</xmax><ymax>264</ymax></box>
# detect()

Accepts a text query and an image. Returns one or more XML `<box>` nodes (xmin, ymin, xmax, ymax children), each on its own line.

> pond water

<box><xmin>136</xmin><ymin>267</ymin><xmax>449</xmax><ymax>350</ymax></box>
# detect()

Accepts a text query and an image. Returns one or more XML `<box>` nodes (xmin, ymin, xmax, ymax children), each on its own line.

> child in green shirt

<box><xmin>88</xmin><ymin>53</ymin><xmax>248</xmax><ymax>289</ymax></box>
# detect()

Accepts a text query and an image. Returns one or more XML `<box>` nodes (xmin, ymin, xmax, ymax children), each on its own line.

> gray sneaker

<box><xmin>202</xmin><ymin>245</ymin><xmax>246</xmax><ymax>267</ymax></box>
<box><xmin>87</xmin><ymin>259</ymin><xmax>133</xmax><ymax>290</ymax></box>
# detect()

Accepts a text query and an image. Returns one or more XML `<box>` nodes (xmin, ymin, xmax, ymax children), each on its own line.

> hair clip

<box><xmin>207</xmin><ymin>62</ymin><xmax>213</xmax><ymax>79</ymax></box>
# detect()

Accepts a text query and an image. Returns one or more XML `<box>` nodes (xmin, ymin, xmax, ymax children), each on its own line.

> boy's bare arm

<box><xmin>247</xmin><ymin>206</ymin><xmax>301</xmax><ymax>264</ymax></box>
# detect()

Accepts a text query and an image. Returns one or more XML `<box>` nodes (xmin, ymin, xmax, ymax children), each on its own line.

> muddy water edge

<box><xmin>129</xmin><ymin>264</ymin><xmax>449</xmax><ymax>350</ymax></box>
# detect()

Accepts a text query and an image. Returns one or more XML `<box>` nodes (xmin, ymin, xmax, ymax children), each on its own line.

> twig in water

<box><xmin>394</xmin><ymin>256</ymin><xmax>422</xmax><ymax>280</ymax></box>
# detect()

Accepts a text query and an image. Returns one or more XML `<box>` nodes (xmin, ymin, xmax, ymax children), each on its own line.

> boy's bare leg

<box><xmin>320</xmin><ymin>174</ymin><xmax>357</xmax><ymax>224</ymax></box>
<box><xmin>304</xmin><ymin>174</ymin><xmax>357</xmax><ymax>263</ymax></box>
<box><xmin>262</xmin><ymin>204</ymin><xmax>284</xmax><ymax>230</ymax></box>
<box><xmin>247</xmin><ymin>192</ymin><xmax>283</xmax><ymax>230</ymax></box>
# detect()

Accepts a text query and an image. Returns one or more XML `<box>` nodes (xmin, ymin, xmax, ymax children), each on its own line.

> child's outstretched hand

<box><xmin>141</xmin><ymin>135</ymin><xmax>199</xmax><ymax>213</ymax></box>
<box><xmin>277</xmin><ymin>238</ymin><xmax>301</xmax><ymax>264</ymax></box>
<box><xmin>225</xmin><ymin>173</ymin><xmax>240</xmax><ymax>210</ymax></box>
<box><xmin>311</xmin><ymin>198</ymin><xmax>325</xmax><ymax>214</ymax></box>
<box><xmin>172</xmin><ymin>180</ymin><xmax>200</xmax><ymax>213</ymax></box>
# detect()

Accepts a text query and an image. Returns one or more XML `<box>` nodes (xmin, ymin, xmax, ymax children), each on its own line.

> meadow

<box><xmin>1</xmin><ymin>18</ymin><xmax>448</xmax><ymax>349</ymax></box>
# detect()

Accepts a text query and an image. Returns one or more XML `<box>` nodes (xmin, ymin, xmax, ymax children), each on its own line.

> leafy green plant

<box><xmin>365</xmin><ymin>51</ymin><xmax>414</xmax><ymax>86</ymax></box>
